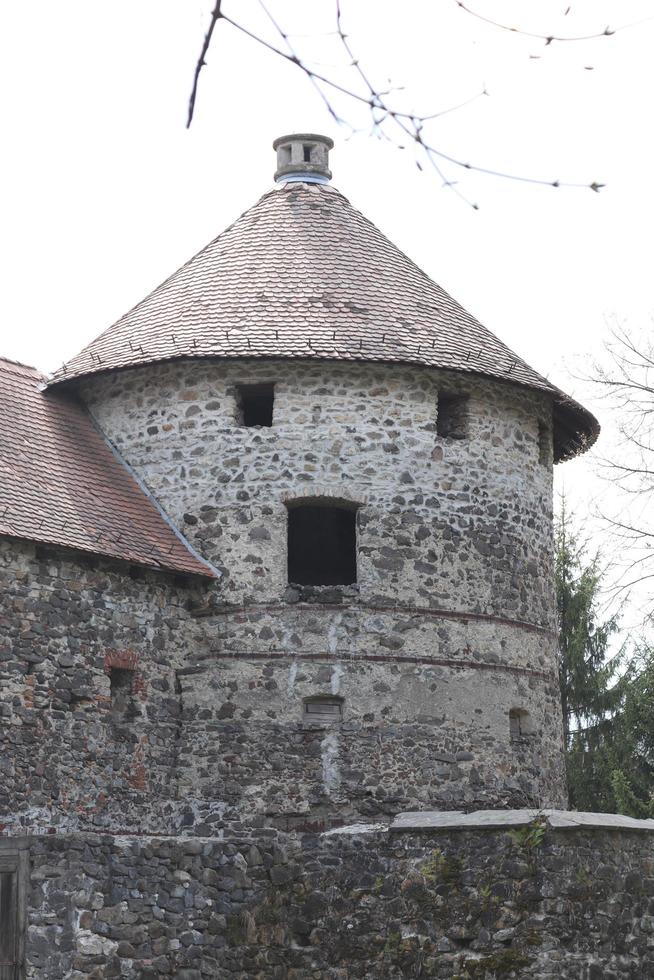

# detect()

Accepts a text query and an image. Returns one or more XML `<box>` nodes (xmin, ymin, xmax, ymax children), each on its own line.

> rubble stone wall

<box><xmin>81</xmin><ymin>359</ymin><xmax>556</xmax><ymax>623</ymax></box>
<box><xmin>0</xmin><ymin>538</ymin><xmax>192</xmax><ymax>834</ymax></box>
<box><xmin>12</xmin><ymin>820</ymin><xmax>654</xmax><ymax>978</ymax></box>
<box><xmin>81</xmin><ymin>358</ymin><xmax>567</xmax><ymax>812</ymax></box>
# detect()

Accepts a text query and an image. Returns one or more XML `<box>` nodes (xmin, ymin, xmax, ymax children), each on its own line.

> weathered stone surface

<box><xmin>78</xmin><ymin>358</ymin><xmax>566</xmax><ymax>817</ymax></box>
<box><xmin>15</xmin><ymin>823</ymin><xmax>654</xmax><ymax>978</ymax></box>
<box><xmin>0</xmin><ymin>537</ymin><xmax>194</xmax><ymax>835</ymax></box>
<box><xmin>392</xmin><ymin>808</ymin><xmax>544</xmax><ymax>830</ymax></box>
<box><xmin>0</xmin><ymin>355</ymin><xmax>604</xmax><ymax>976</ymax></box>
<box><xmin>393</xmin><ymin>808</ymin><xmax>654</xmax><ymax>833</ymax></box>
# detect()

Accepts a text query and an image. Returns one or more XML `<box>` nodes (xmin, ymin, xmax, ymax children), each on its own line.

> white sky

<box><xmin>1</xmin><ymin>0</ymin><xmax>653</xmax><ymax>621</ymax></box>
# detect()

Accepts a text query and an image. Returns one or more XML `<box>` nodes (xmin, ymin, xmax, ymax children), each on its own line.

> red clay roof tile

<box><xmin>0</xmin><ymin>357</ymin><xmax>215</xmax><ymax>577</ymax></box>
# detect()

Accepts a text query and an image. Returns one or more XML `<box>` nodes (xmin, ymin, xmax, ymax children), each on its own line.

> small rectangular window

<box><xmin>437</xmin><ymin>393</ymin><xmax>469</xmax><ymax>439</ymax></box>
<box><xmin>509</xmin><ymin>708</ymin><xmax>534</xmax><ymax>741</ymax></box>
<box><xmin>237</xmin><ymin>383</ymin><xmax>275</xmax><ymax>427</ymax></box>
<box><xmin>288</xmin><ymin>504</ymin><xmax>357</xmax><ymax>586</ymax></box>
<box><xmin>304</xmin><ymin>697</ymin><xmax>343</xmax><ymax>725</ymax></box>
<box><xmin>303</xmin><ymin>144</ymin><xmax>313</xmax><ymax>162</ymax></box>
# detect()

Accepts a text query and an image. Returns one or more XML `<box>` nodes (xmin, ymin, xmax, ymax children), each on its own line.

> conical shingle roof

<box><xmin>49</xmin><ymin>181</ymin><xmax>598</xmax><ymax>461</ymax></box>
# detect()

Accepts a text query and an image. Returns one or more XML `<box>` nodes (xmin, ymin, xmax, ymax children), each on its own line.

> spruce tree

<box><xmin>555</xmin><ymin>499</ymin><xmax>631</xmax><ymax>811</ymax></box>
<box><xmin>555</xmin><ymin>497</ymin><xmax>623</xmax><ymax>743</ymax></box>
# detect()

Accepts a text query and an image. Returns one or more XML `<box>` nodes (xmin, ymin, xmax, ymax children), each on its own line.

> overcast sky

<box><xmin>1</xmin><ymin>0</ymin><xmax>653</xmax><ymax>617</ymax></box>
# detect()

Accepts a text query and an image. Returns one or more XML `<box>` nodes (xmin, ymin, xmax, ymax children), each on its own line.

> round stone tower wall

<box><xmin>80</xmin><ymin>358</ymin><xmax>566</xmax><ymax>822</ymax></box>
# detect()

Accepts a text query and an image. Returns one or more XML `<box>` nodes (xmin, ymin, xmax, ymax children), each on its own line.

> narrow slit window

<box><xmin>237</xmin><ymin>383</ymin><xmax>274</xmax><ymax>428</ymax></box>
<box><xmin>0</xmin><ymin>849</ymin><xmax>25</xmax><ymax>980</ymax></box>
<box><xmin>110</xmin><ymin>667</ymin><xmax>137</xmax><ymax>724</ymax></box>
<box><xmin>0</xmin><ymin>869</ymin><xmax>17</xmax><ymax>977</ymax></box>
<box><xmin>437</xmin><ymin>393</ymin><xmax>469</xmax><ymax>439</ymax></box>
<box><xmin>509</xmin><ymin>708</ymin><xmax>534</xmax><ymax>741</ymax></box>
<box><xmin>303</xmin><ymin>696</ymin><xmax>343</xmax><ymax>725</ymax></box>
<box><xmin>287</xmin><ymin>503</ymin><xmax>357</xmax><ymax>586</ymax></box>
<box><xmin>303</xmin><ymin>144</ymin><xmax>313</xmax><ymax>163</ymax></box>
<box><xmin>538</xmin><ymin>421</ymin><xmax>551</xmax><ymax>465</ymax></box>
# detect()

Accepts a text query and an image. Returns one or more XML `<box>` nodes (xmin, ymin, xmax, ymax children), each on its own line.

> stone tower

<box><xmin>48</xmin><ymin>133</ymin><xmax>598</xmax><ymax>828</ymax></box>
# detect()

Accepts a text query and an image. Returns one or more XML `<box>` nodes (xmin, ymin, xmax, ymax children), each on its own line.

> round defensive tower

<box><xmin>50</xmin><ymin>135</ymin><xmax>598</xmax><ymax>826</ymax></box>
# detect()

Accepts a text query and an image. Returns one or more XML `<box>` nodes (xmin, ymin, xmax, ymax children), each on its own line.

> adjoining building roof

<box><xmin>48</xmin><ymin>180</ymin><xmax>598</xmax><ymax>461</ymax></box>
<box><xmin>0</xmin><ymin>357</ymin><xmax>215</xmax><ymax>577</ymax></box>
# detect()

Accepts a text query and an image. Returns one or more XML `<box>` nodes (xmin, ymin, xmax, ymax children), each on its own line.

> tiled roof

<box><xmin>0</xmin><ymin>357</ymin><xmax>215</xmax><ymax>577</ymax></box>
<box><xmin>48</xmin><ymin>182</ymin><xmax>598</xmax><ymax>461</ymax></box>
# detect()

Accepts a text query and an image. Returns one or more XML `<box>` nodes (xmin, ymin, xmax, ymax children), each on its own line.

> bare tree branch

<box><xmin>187</xmin><ymin>0</ymin><xmax>607</xmax><ymax>204</ymax></box>
<box><xmin>454</xmin><ymin>1</ymin><xmax>654</xmax><ymax>46</ymax></box>
<box><xmin>187</xmin><ymin>0</ymin><xmax>223</xmax><ymax>128</ymax></box>
<box><xmin>453</xmin><ymin>0</ymin><xmax>615</xmax><ymax>44</ymax></box>
<box><xmin>588</xmin><ymin>325</ymin><xmax>654</xmax><ymax>615</ymax></box>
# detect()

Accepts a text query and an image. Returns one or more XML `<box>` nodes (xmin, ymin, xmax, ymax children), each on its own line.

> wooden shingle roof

<box><xmin>49</xmin><ymin>181</ymin><xmax>598</xmax><ymax>461</ymax></box>
<box><xmin>0</xmin><ymin>357</ymin><xmax>215</xmax><ymax>577</ymax></box>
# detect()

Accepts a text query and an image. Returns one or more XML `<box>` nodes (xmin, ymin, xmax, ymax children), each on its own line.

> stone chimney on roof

<box><xmin>273</xmin><ymin>133</ymin><xmax>333</xmax><ymax>184</ymax></box>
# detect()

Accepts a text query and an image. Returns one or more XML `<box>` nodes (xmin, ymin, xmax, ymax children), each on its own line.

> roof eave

<box><xmin>0</xmin><ymin>528</ymin><xmax>217</xmax><ymax>580</ymax></box>
<box><xmin>552</xmin><ymin>392</ymin><xmax>600</xmax><ymax>463</ymax></box>
<box><xmin>47</xmin><ymin>349</ymin><xmax>598</xmax><ymax>463</ymax></box>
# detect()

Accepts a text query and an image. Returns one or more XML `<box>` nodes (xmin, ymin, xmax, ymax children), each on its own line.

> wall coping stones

<box><xmin>391</xmin><ymin>807</ymin><xmax>654</xmax><ymax>832</ymax></box>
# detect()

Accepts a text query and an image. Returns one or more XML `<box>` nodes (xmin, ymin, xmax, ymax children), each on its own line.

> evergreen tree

<box><xmin>555</xmin><ymin>499</ymin><xmax>632</xmax><ymax>812</ymax></box>
<box><xmin>555</xmin><ymin>498</ymin><xmax>624</xmax><ymax>742</ymax></box>
<box><xmin>608</xmin><ymin>656</ymin><xmax>654</xmax><ymax>816</ymax></box>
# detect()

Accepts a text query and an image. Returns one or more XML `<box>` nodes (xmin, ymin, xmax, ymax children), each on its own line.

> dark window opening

<box><xmin>0</xmin><ymin>870</ymin><xmax>17</xmax><ymax>977</ymax></box>
<box><xmin>303</xmin><ymin>144</ymin><xmax>313</xmax><ymax>162</ymax></box>
<box><xmin>303</xmin><ymin>696</ymin><xmax>343</xmax><ymax>725</ymax></box>
<box><xmin>437</xmin><ymin>393</ymin><xmax>469</xmax><ymax>439</ymax></box>
<box><xmin>0</xmin><ymin>849</ymin><xmax>25</xmax><ymax>980</ymax></box>
<box><xmin>110</xmin><ymin>668</ymin><xmax>138</xmax><ymax>724</ymax></box>
<box><xmin>237</xmin><ymin>383</ymin><xmax>274</xmax><ymax>427</ymax></box>
<box><xmin>287</xmin><ymin>504</ymin><xmax>357</xmax><ymax>586</ymax></box>
<box><xmin>509</xmin><ymin>708</ymin><xmax>534</xmax><ymax>741</ymax></box>
<box><xmin>538</xmin><ymin>421</ymin><xmax>551</xmax><ymax>465</ymax></box>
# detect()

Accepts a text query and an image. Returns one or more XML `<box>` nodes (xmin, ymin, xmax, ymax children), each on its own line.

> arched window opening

<box><xmin>303</xmin><ymin>695</ymin><xmax>343</xmax><ymax>726</ymax></box>
<box><xmin>287</xmin><ymin>502</ymin><xmax>357</xmax><ymax>586</ymax></box>
<box><xmin>509</xmin><ymin>708</ymin><xmax>534</xmax><ymax>741</ymax></box>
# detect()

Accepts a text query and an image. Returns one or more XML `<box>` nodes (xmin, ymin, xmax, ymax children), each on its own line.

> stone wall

<box><xmin>81</xmin><ymin>359</ymin><xmax>555</xmax><ymax>624</ymax></box>
<box><xmin>177</xmin><ymin>653</ymin><xmax>564</xmax><ymax>820</ymax></box>
<box><xmin>13</xmin><ymin>813</ymin><xmax>654</xmax><ymax>978</ymax></box>
<box><xmin>0</xmin><ymin>537</ymin><xmax>194</xmax><ymax>834</ymax></box>
<box><xmin>0</xmin><ymin>354</ymin><xmax>568</xmax><ymax>835</ymax></box>
<box><xmin>79</xmin><ymin>358</ymin><xmax>566</xmax><ymax>813</ymax></box>
<box><xmin>0</xmin><ymin>533</ymin><xmax>563</xmax><ymax>834</ymax></box>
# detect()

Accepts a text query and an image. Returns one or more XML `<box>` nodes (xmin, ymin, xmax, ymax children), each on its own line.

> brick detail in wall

<box><xmin>103</xmin><ymin>650</ymin><xmax>139</xmax><ymax>673</ymax></box>
<box><xmin>104</xmin><ymin>650</ymin><xmax>147</xmax><ymax>699</ymax></box>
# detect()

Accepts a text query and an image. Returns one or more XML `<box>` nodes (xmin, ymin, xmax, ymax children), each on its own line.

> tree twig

<box><xmin>453</xmin><ymin>0</ymin><xmax>654</xmax><ymax>45</ymax></box>
<box><xmin>187</xmin><ymin>0</ymin><xmax>607</xmax><ymax>201</ymax></box>
<box><xmin>187</xmin><ymin>0</ymin><xmax>223</xmax><ymax>128</ymax></box>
